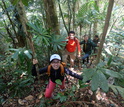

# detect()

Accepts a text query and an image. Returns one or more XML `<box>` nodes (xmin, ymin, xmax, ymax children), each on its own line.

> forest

<box><xmin>0</xmin><ymin>0</ymin><xmax>124</xmax><ymax>107</ymax></box>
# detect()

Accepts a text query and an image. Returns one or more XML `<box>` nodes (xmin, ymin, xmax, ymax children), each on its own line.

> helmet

<box><xmin>50</xmin><ymin>54</ymin><xmax>61</xmax><ymax>62</ymax></box>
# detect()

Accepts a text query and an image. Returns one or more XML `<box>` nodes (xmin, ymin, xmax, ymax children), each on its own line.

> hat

<box><xmin>50</xmin><ymin>54</ymin><xmax>61</xmax><ymax>62</ymax></box>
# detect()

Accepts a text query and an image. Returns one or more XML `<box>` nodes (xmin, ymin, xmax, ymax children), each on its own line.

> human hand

<box><xmin>33</xmin><ymin>59</ymin><xmax>38</xmax><ymax>65</ymax></box>
<box><xmin>77</xmin><ymin>55</ymin><xmax>81</xmax><ymax>58</ymax></box>
<box><xmin>97</xmin><ymin>42</ymin><xmax>100</xmax><ymax>46</ymax></box>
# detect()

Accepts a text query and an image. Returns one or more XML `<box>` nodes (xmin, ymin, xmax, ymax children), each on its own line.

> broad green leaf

<box><xmin>116</xmin><ymin>86</ymin><xmax>124</xmax><ymax>98</ymax></box>
<box><xmin>109</xmin><ymin>84</ymin><xmax>118</xmax><ymax>95</ymax></box>
<box><xmin>55</xmin><ymin>79</ymin><xmax>62</xmax><ymax>85</ymax></box>
<box><xmin>9</xmin><ymin>48</ymin><xmax>19</xmax><ymax>52</ymax></box>
<box><xmin>97</xmin><ymin>62</ymin><xmax>106</xmax><ymax>67</ymax></box>
<box><xmin>24</xmin><ymin>50</ymin><xmax>32</xmax><ymax>59</ymax></box>
<box><xmin>91</xmin><ymin>72</ymin><xmax>100</xmax><ymax>91</ymax></box>
<box><xmin>83</xmin><ymin>68</ymin><xmax>96</xmax><ymax>82</ymax></box>
<box><xmin>99</xmin><ymin>71</ymin><xmax>109</xmax><ymax>92</ymax></box>
<box><xmin>104</xmin><ymin>69</ymin><xmax>122</xmax><ymax>79</ymax></box>
<box><xmin>11</xmin><ymin>51</ymin><xmax>19</xmax><ymax>60</ymax></box>
<box><xmin>109</xmin><ymin>84</ymin><xmax>124</xmax><ymax>98</ymax></box>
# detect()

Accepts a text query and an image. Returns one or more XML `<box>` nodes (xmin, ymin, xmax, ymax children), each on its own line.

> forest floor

<box><xmin>2</xmin><ymin>70</ymin><xmax>124</xmax><ymax>107</ymax></box>
<box><xmin>2</xmin><ymin>57</ymin><xmax>124</xmax><ymax>107</ymax></box>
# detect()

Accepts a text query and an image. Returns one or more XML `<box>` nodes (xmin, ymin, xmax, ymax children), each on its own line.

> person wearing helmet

<box><xmin>32</xmin><ymin>54</ymin><xmax>83</xmax><ymax>98</ymax></box>
<box><xmin>62</xmin><ymin>31</ymin><xmax>81</xmax><ymax>69</ymax></box>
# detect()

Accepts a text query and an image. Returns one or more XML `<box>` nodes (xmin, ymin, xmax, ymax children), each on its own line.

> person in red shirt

<box><xmin>62</xmin><ymin>31</ymin><xmax>81</xmax><ymax>69</ymax></box>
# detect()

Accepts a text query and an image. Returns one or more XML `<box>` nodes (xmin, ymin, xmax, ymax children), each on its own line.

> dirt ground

<box><xmin>2</xmin><ymin>73</ymin><xmax>124</xmax><ymax>107</ymax></box>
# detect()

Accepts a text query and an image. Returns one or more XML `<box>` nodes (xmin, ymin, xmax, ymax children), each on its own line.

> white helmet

<box><xmin>50</xmin><ymin>54</ymin><xmax>61</xmax><ymax>62</ymax></box>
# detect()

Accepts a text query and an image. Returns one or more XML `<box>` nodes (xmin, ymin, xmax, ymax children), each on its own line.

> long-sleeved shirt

<box><xmin>80</xmin><ymin>39</ymin><xmax>97</xmax><ymax>55</ymax></box>
<box><xmin>32</xmin><ymin>65</ymin><xmax>83</xmax><ymax>83</ymax></box>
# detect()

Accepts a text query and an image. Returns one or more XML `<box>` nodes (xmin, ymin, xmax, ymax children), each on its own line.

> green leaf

<box><xmin>117</xmin><ymin>86</ymin><xmax>124</xmax><ymax>98</ymax></box>
<box><xmin>11</xmin><ymin>0</ymin><xmax>20</xmax><ymax>5</ymax></box>
<box><xmin>97</xmin><ymin>62</ymin><xmax>106</xmax><ymax>67</ymax></box>
<box><xmin>22</xmin><ymin>0</ymin><xmax>29</xmax><ymax>6</ymax></box>
<box><xmin>24</xmin><ymin>50</ymin><xmax>32</xmax><ymax>59</ymax></box>
<box><xmin>55</xmin><ymin>79</ymin><xmax>62</xmax><ymax>85</ymax></box>
<box><xmin>11</xmin><ymin>51</ymin><xmax>19</xmax><ymax>60</ymax></box>
<box><xmin>91</xmin><ymin>72</ymin><xmax>100</xmax><ymax>91</ymax></box>
<box><xmin>104</xmin><ymin>69</ymin><xmax>122</xmax><ymax>79</ymax></box>
<box><xmin>83</xmin><ymin>68</ymin><xmax>96</xmax><ymax>82</ymax></box>
<box><xmin>109</xmin><ymin>84</ymin><xmax>118</xmax><ymax>95</ymax></box>
<box><xmin>109</xmin><ymin>84</ymin><xmax>124</xmax><ymax>98</ymax></box>
<box><xmin>107</xmin><ymin>55</ymin><xmax>113</xmax><ymax>66</ymax></box>
<box><xmin>91</xmin><ymin>71</ymin><xmax>109</xmax><ymax>92</ymax></box>
<box><xmin>99</xmin><ymin>72</ymin><xmax>109</xmax><ymax>92</ymax></box>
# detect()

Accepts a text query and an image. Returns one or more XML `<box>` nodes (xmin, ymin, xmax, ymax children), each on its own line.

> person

<box><xmin>62</xmin><ymin>31</ymin><xmax>81</xmax><ymax>69</ymax></box>
<box><xmin>31</xmin><ymin>54</ymin><xmax>83</xmax><ymax>98</ymax></box>
<box><xmin>80</xmin><ymin>35</ymin><xmax>98</xmax><ymax>64</ymax></box>
<box><xmin>93</xmin><ymin>35</ymin><xmax>99</xmax><ymax>54</ymax></box>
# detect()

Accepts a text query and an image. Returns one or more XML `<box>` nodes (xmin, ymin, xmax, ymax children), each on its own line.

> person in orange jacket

<box><xmin>62</xmin><ymin>31</ymin><xmax>81</xmax><ymax>69</ymax></box>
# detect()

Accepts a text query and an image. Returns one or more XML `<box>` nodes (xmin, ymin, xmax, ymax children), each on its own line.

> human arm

<box><xmin>31</xmin><ymin>59</ymin><xmax>47</xmax><ymax>76</ymax></box>
<box><xmin>80</xmin><ymin>41</ymin><xmax>84</xmax><ymax>45</ymax></box>
<box><xmin>91</xmin><ymin>40</ymin><xmax>97</xmax><ymax>47</ymax></box>
<box><xmin>75</xmin><ymin>38</ymin><xmax>81</xmax><ymax>57</ymax></box>
<box><xmin>65</xmin><ymin>68</ymin><xmax>83</xmax><ymax>80</ymax></box>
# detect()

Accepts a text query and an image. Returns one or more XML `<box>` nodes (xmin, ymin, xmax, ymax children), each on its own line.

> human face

<box><xmin>69</xmin><ymin>33</ymin><xmax>75</xmax><ymax>39</ymax></box>
<box><xmin>84</xmin><ymin>36</ymin><xmax>88</xmax><ymax>42</ymax></box>
<box><xmin>51</xmin><ymin>59</ymin><xmax>61</xmax><ymax>70</ymax></box>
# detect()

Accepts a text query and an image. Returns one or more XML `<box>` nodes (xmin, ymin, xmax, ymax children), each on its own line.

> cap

<box><xmin>50</xmin><ymin>54</ymin><xmax>61</xmax><ymax>62</ymax></box>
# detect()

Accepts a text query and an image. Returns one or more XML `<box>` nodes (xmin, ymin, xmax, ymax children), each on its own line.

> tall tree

<box><xmin>95</xmin><ymin>0</ymin><xmax>114</xmax><ymax>64</ymax></box>
<box><xmin>7</xmin><ymin>0</ymin><xmax>35</xmax><ymax>57</ymax></box>
<box><xmin>93</xmin><ymin>0</ymin><xmax>99</xmax><ymax>37</ymax></box>
<box><xmin>16</xmin><ymin>1</ymin><xmax>35</xmax><ymax>56</ymax></box>
<box><xmin>42</xmin><ymin>0</ymin><xmax>60</xmax><ymax>35</ymax></box>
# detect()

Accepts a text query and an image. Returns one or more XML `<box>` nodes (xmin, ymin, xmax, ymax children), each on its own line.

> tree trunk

<box><xmin>95</xmin><ymin>0</ymin><xmax>114</xmax><ymax>65</ymax></box>
<box><xmin>43</xmin><ymin>0</ymin><xmax>60</xmax><ymax>35</ymax></box>
<box><xmin>93</xmin><ymin>0</ymin><xmax>99</xmax><ymax>37</ymax></box>
<box><xmin>67</xmin><ymin>0</ymin><xmax>72</xmax><ymax>31</ymax></box>
<box><xmin>93</xmin><ymin>22</ymin><xmax>97</xmax><ymax>37</ymax></box>
<box><xmin>72</xmin><ymin>0</ymin><xmax>76</xmax><ymax>31</ymax></box>
<box><xmin>16</xmin><ymin>1</ymin><xmax>35</xmax><ymax>57</ymax></box>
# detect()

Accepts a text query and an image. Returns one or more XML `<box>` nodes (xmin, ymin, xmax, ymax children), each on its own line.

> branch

<box><xmin>2</xmin><ymin>0</ymin><xmax>17</xmax><ymax>36</ymax></box>
<box><xmin>57</xmin><ymin>0</ymin><xmax>68</xmax><ymax>33</ymax></box>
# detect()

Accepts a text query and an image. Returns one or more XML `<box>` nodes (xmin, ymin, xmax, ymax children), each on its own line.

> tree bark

<box><xmin>43</xmin><ymin>0</ymin><xmax>60</xmax><ymax>35</ymax></box>
<box><xmin>95</xmin><ymin>0</ymin><xmax>114</xmax><ymax>65</ymax></box>
<box><xmin>93</xmin><ymin>0</ymin><xmax>99</xmax><ymax>37</ymax></box>
<box><xmin>16</xmin><ymin>1</ymin><xmax>35</xmax><ymax>57</ymax></box>
<box><xmin>67</xmin><ymin>0</ymin><xmax>72</xmax><ymax>31</ymax></box>
<box><xmin>72</xmin><ymin>0</ymin><xmax>76</xmax><ymax>31</ymax></box>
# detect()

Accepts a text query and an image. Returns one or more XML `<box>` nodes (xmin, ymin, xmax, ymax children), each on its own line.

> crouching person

<box><xmin>31</xmin><ymin>54</ymin><xmax>83</xmax><ymax>98</ymax></box>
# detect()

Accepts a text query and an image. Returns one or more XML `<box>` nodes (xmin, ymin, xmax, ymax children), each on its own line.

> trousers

<box><xmin>45</xmin><ymin>79</ymin><xmax>65</xmax><ymax>98</ymax></box>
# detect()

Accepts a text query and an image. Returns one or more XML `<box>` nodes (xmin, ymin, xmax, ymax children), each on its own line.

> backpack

<box><xmin>46</xmin><ymin>62</ymin><xmax>66</xmax><ymax>76</ymax></box>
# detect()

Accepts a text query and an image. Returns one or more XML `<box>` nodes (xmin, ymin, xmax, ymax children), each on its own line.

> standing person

<box><xmin>62</xmin><ymin>31</ymin><xmax>81</xmax><ymax>69</ymax></box>
<box><xmin>80</xmin><ymin>35</ymin><xmax>98</xmax><ymax>64</ymax></box>
<box><xmin>31</xmin><ymin>54</ymin><xmax>83</xmax><ymax>98</ymax></box>
<box><xmin>93</xmin><ymin>35</ymin><xmax>99</xmax><ymax>54</ymax></box>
